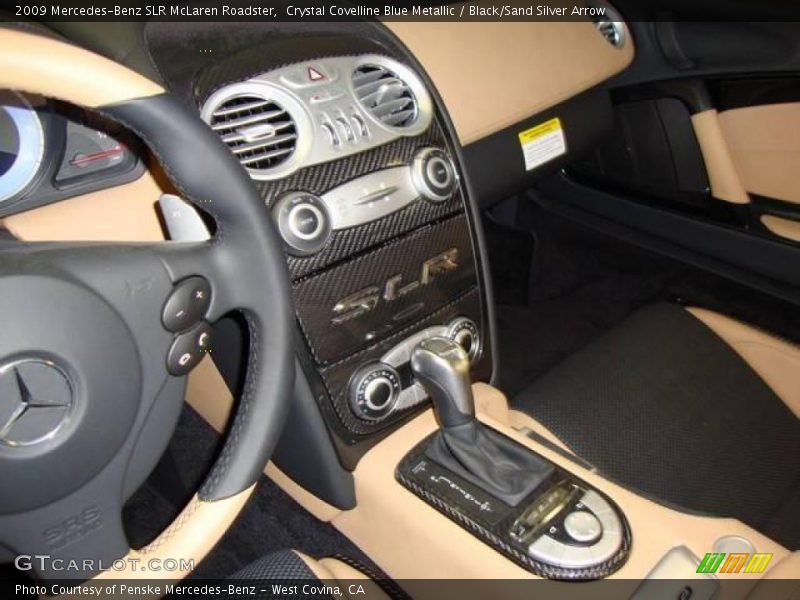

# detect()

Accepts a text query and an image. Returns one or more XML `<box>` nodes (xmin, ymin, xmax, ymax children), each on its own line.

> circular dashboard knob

<box><xmin>349</xmin><ymin>363</ymin><xmax>401</xmax><ymax>421</ymax></box>
<box><xmin>447</xmin><ymin>317</ymin><xmax>481</xmax><ymax>364</ymax></box>
<box><xmin>412</xmin><ymin>147</ymin><xmax>457</xmax><ymax>203</ymax></box>
<box><xmin>272</xmin><ymin>191</ymin><xmax>331</xmax><ymax>256</ymax></box>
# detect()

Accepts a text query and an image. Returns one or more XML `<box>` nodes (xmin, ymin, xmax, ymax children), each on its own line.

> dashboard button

<box><xmin>335</xmin><ymin>117</ymin><xmax>355</xmax><ymax>142</ymax></box>
<box><xmin>288</xmin><ymin>204</ymin><xmax>324</xmax><ymax>240</ymax></box>
<box><xmin>321</xmin><ymin>121</ymin><xmax>340</xmax><ymax>147</ymax></box>
<box><xmin>412</xmin><ymin>147</ymin><xmax>458</xmax><ymax>202</ymax></box>
<box><xmin>564</xmin><ymin>511</ymin><xmax>603</xmax><ymax>543</ymax></box>
<box><xmin>351</xmin><ymin>114</ymin><xmax>369</xmax><ymax>137</ymax></box>
<box><xmin>349</xmin><ymin>363</ymin><xmax>401</xmax><ymax>421</ymax></box>
<box><xmin>162</xmin><ymin>276</ymin><xmax>211</xmax><ymax>333</ymax></box>
<box><xmin>272</xmin><ymin>192</ymin><xmax>331</xmax><ymax>256</ymax></box>
<box><xmin>279</xmin><ymin>63</ymin><xmax>339</xmax><ymax>88</ymax></box>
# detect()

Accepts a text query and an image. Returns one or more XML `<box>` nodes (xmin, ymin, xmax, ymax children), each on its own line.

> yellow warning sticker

<box><xmin>518</xmin><ymin>117</ymin><xmax>566</xmax><ymax>171</ymax></box>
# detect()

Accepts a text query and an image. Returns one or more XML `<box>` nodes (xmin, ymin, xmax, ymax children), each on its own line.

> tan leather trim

<box><xmin>333</xmin><ymin>385</ymin><xmax>788</xmax><ymax>580</ymax></box>
<box><xmin>185</xmin><ymin>356</ymin><xmax>342</xmax><ymax>522</ymax></box>
<box><xmin>185</xmin><ymin>355</ymin><xmax>235</xmax><ymax>432</ymax></box>
<box><xmin>266</xmin><ymin>462</ymin><xmax>342</xmax><ymax>522</ymax></box>
<box><xmin>385</xmin><ymin>18</ymin><xmax>633</xmax><ymax>145</ymax></box>
<box><xmin>753</xmin><ymin>551</ymin><xmax>800</xmax><ymax>581</ymax></box>
<box><xmin>687</xmin><ymin>307</ymin><xmax>800</xmax><ymax>418</ymax></box>
<box><xmin>93</xmin><ymin>485</ymin><xmax>255</xmax><ymax>582</ymax></box>
<box><xmin>691</xmin><ymin>109</ymin><xmax>750</xmax><ymax>204</ymax></box>
<box><xmin>0</xmin><ymin>29</ymin><xmax>163</xmax><ymax>107</ymax></box>
<box><xmin>719</xmin><ymin>103</ymin><xmax>800</xmax><ymax>205</ymax></box>
<box><xmin>2</xmin><ymin>168</ymin><xmax>168</xmax><ymax>242</ymax></box>
<box><xmin>760</xmin><ymin>215</ymin><xmax>800</xmax><ymax>243</ymax></box>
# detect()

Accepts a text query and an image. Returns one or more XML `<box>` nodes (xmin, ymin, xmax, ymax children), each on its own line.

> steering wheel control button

<box><xmin>162</xmin><ymin>276</ymin><xmax>211</xmax><ymax>332</ymax></box>
<box><xmin>564</xmin><ymin>511</ymin><xmax>603</xmax><ymax>544</ymax></box>
<box><xmin>272</xmin><ymin>191</ymin><xmax>332</xmax><ymax>256</ymax></box>
<box><xmin>167</xmin><ymin>322</ymin><xmax>212</xmax><ymax>376</ymax></box>
<box><xmin>412</xmin><ymin>147</ymin><xmax>458</xmax><ymax>203</ymax></box>
<box><xmin>349</xmin><ymin>363</ymin><xmax>401</xmax><ymax>421</ymax></box>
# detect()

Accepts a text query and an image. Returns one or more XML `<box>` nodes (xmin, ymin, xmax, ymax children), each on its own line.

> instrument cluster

<box><xmin>0</xmin><ymin>92</ymin><xmax>144</xmax><ymax>217</ymax></box>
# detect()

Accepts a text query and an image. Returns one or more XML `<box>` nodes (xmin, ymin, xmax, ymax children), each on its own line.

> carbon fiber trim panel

<box><xmin>195</xmin><ymin>43</ymin><xmax>464</xmax><ymax>281</ymax></box>
<box><xmin>397</xmin><ymin>435</ymin><xmax>632</xmax><ymax>580</ymax></box>
<box><xmin>294</xmin><ymin>214</ymin><xmax>476</xmax><ymax>364</ymax></box>
<box><xmin>318</xmin><ymin>288</ymin><xmax>483</xmax><ymax>439</ymax></box>
<box><xmin>263</xmin><ymin>123</ymin><xmax>464</xmax><ymax>280</ymax></box>
<box><xmin>194</xmin><ymin>42</ymin><xmax>493</xmax><ymax>444</ymax></box>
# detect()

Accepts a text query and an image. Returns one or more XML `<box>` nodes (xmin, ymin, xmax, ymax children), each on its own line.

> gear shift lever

<box><xmin>411</xmin><ymin>336</ymin><xmax>553</xmax><ymax>506</ymax></box>
<box><xmin>410</xmin><ymin>337</ymin><xmax>475</xmax><ymax>429</ymax></box>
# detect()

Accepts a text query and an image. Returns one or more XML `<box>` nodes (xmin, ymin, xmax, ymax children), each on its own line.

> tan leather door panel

<box><xmin>719</xmin><ymin>102</ymin><xmax>800</xmax><ymax>206</ymax></box>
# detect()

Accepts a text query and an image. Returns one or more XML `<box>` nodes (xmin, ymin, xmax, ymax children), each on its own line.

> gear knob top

<box><xmin>410</xmin><ymin>336</ymin><xmax>475</xmax><ymax>429</ymax></box>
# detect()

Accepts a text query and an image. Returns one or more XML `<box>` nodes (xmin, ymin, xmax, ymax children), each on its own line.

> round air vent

<box><xmin>209</xmin><ymin>95</ymin><xmax>296</xmax><ymax>169</ymax></box>
<box><xmin>351</xmin><ymin>56</ymin><xmax>432</xmax><ymax>134</ymax></box>
<box><xmin>588</xmin><ymin>2</ymin><xmax>627</xmax><ymax>48</ymax></box>
<box><xmin>201</xmin><ymin>82</ymin><xmax>311</xmax><ymax>180</ymax></box>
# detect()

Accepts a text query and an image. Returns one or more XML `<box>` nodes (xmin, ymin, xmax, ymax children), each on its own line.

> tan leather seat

<box><xmin>512</xmin><ymin>304</ymin><xmax>800</xmax><ymax>550</ymax></box>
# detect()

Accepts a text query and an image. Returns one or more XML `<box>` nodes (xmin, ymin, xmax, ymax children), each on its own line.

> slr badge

<box><xmin>332</xmin><ymin>248</ymin><xmax>459</xmax><ymax>325</ymax></box>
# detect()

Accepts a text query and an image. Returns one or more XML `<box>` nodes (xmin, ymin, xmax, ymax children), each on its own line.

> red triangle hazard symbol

<box><xmin>308</xmin><ymin>67</ymin><xmax>325</xmax><ymax>81</ymax></box>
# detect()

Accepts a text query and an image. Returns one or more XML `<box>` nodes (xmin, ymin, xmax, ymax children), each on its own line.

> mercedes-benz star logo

<box><xmin>0</xmin><ymin>359</ymin><xmax>74</xmax><ymax>447</ymax></box>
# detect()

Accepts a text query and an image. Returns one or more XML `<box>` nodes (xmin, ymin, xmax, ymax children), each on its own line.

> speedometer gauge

<box><xmin>0</xmin><ymin>91</ymin><xmax>45</xmax><ymax>203</ymax></box>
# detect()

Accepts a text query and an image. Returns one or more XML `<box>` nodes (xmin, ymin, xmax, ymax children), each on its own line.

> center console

<box><xmin>200</xmin><ymin>46</ymin><xmax>492</xmax><ymax>454</ymax></box>
<box><xmin>194</xmin><ymin>38</ymin><xmax>630</xmax><ymax>580</ymax></box>
<box><xmin>189</xmin><ymin>29</ymin><xmax>643</xmax><ymax>583</ymax></box>
<box><xmin>396</xmin><ymin>336</ymin><xmax>631</xmax><ymax>579</ymax></box>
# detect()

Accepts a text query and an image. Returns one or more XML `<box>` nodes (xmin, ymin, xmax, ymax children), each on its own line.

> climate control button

<box><xmin>272</xmin><ymin>191</ymin><xmax>332</xmax><ymax>256</ymax></box>
<box><xmin>412</xmin><ymin>147</ymin><xmax>457</xmax><ymax>203</ymax></box>
<box><xmin>349</xmin><ymin>363</ymin><xmax>401</xmax><ymax>421</ymax></box>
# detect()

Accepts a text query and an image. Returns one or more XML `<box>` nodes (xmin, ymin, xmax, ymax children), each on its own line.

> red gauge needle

<box><xmin>70</xmin><ymin>144</ymin><xmax>124</xmax><ymax>167</ymax></box>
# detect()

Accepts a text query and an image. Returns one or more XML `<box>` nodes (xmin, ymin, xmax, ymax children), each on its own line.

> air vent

<box><xmin>352</xmin><ymin>64</ymin><xmax>419</xmax><ymax>129</ymax></box>
<box><xmin>593</xmin><ymin>18</ymin><xmax>624</xmax><ymax>47</ymax></box>
<box><xmin>588</xmin><ymin>2</ymin><xmax>626</xmax><ymax>48</ymax></box>
<box><xmin>208</xmin><ymin>95</ymin><xmax>297</xmax><ymax>172</ymax></box>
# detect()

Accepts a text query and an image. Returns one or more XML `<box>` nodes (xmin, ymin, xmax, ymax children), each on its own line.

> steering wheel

<box><xmin>0</xmin><ymin>29</ymin><xmax>295</xmax><ymax>580</ymax></box>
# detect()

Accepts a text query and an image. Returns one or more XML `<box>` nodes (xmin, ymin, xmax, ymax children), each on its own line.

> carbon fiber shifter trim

<box><xmin>396</xmin><ymin>434</ymin><xmax>632</xmax><ymax>580</ymax></box>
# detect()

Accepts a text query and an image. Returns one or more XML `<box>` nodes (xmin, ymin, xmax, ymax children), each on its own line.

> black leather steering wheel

<box><xmin>0</xmin><ymin>28</ymin><xmax>295</xmax><ymax>581</ymax></box>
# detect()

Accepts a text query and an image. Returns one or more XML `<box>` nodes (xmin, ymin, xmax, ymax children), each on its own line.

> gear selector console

<box><xmin>396</xmin><ymin>337</ymin><xmax>631</xmax><ymax>580</ymax></box>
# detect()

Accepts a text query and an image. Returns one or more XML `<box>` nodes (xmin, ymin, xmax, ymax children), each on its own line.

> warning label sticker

<box><xmin>518</xmin><ymin>118</ymin><xmax>566</xmax><ymax>171</ymax></box>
